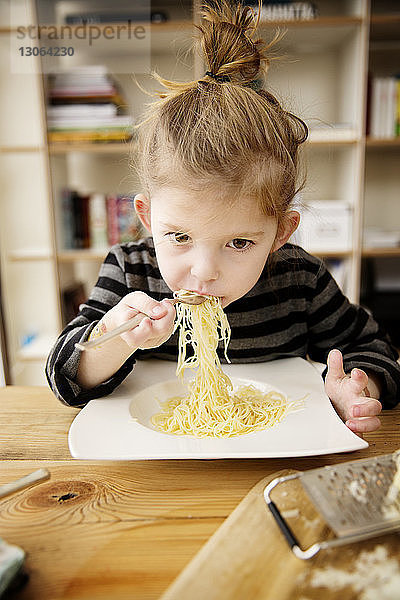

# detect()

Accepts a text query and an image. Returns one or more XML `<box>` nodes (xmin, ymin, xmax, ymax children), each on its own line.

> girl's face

<box><xmin>135</xmin><ymin>188</ymin><xmax>298</xmax><ymax>308</ymax></box>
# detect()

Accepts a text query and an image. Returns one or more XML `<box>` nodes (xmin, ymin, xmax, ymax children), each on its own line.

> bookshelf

<box><xmin>0</xmin><ymin>0</ymin><xmax>399</xmax><ymax>384</ymax></box>
<box><xmin>361</xmin><ymin>0</ymin><xmax>400</xmax><ymax>345</ymax></box>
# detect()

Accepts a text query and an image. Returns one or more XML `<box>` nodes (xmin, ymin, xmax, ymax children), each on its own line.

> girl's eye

<box><xmin>169</xmin><ymin>232</ymin><xmax>190</xmax><ymax>244</ymax></box>
<box><xmin>228</xmin><ymin>238</ymin><xmax>254</xmax><ymax>251</ymax></box>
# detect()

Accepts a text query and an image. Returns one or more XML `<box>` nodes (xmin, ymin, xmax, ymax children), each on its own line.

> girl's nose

<box><xmin>190</xmin><ymin>253</ymin><xmax>219</xmax><ymax>283</ymax></box>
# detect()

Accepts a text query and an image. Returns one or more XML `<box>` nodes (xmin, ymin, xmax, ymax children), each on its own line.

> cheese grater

<box><xmin>264</xmin><ymin>451</ymin><xmax>400</xmax><ymax>559</ymax></box>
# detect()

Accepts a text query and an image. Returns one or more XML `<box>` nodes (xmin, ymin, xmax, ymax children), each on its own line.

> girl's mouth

<box><xmin>192</xmin><ymin>290</ymin><xmax>224</xmax><ymax>302</ymax></box>
<box><xmin>176</xmin><ymin>289</ymin><xmax>226</xmax><ymax>306</ymax></box>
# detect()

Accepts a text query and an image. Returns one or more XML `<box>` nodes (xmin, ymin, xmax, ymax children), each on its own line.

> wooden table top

<box><xmin>1</xmin><ymin>385</ymin><xmax>399</xmax><ymax>599</ymax></box>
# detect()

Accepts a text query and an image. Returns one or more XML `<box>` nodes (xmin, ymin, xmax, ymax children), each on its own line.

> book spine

<box><xmin>378</xmin><ymin>78</ymin><xmax>385</xmax><ymax>138</ymax></box>
<box><xmin>370</xmin><ymin>77</ymin><xmax>380</xmax><ymax>138</ymax></box>
<box><xmin>389</xmin><ymin>77</ymin><xmax>397</xmax><ymax>138</ymax></box>
<box><xmin>71</xmin><ymin>192</ymin><xmax>90</xmax><ymax>248</ymax></box>
<box><xmin>106</xmin><ymin>194</ymin><xmax>119</xmax><ymax>245</ymax></box>
<box><xmin>89</xmin><ymin>193</ymin><xmax>108</xmax><ymax>249</ymax></box>
<box><xmin>71</xmin><ymin>191</ymin><xmax>82</xmax><ymax>248</ymax></box>
<box><xmin>81</xmin><ymin>195</ymin><xmax>90</xmax><ymax>249</ymax></box>
<box><xmin>397</xmin><ymin>79</ymin><xmax>400</xmax><ymax>136</ymax></box>
<box><xmin>61</xmin><ymin>188</ymin><xmax>75</xmax><ymax>249</ymax></box>
<box><xmin>381</xmin><ymin>78</ymin><xmax>391</xmax><ymax>138</ymax></box>
<box><xmin>118</xmin><ymin>196</ymin><xmax>142</xmax><ymax>242</ymax></box>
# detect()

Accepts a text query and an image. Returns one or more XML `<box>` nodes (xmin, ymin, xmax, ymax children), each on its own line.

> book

<box><xmin>106</xmin><ymin>194</ymin><xmax>119</xmax><ymax>245</ymax></box>
<box><xmin>47</xmin><ymin>115</ymin><xmax>133</xmax><ymax>130</ymax></box>
<box><xmin>61</xmin><ymin>188</ymin><xmax>75</xmax><ymax>249</ymax></box>
<box><xmin>369</xmin><ymin>77</ymin><xmax>399</xmax><ymax>139</ymax></box>
<box><xmin>65</xmin><ymin>11</ymin><xmax>151</xmax><ymax>24</ymax></box>
<box><xmin>261</xmin><ymin>2</ymin><xmax>317</xmax><ymax>21</ymax></box>
<box><xmin>47</xmin><ymin>65</ymin><xmax>133</xmax><ymax>145</ymax></box>
<box><xmin>117</xmin><ymin>196</ymin><xmax>140</xmax><ymax>243</ymax></box>
<box><xmin>397</xmin><ymin>80</ymin><xmax>400</xmax><ymax>136</ymax></box>
<box><xmin>71</xmin><ymin>192</ymin><xmax>90</xmax><ymax>249</ymax></box>
<box><xmin>370</xmin><ymin>77</ymin><xmax>382</xmax><ymax>138</ymax></box>
<box><xmin>89</xmin><ymin>193</ymin><xmax>108</xmax><ymax>249</ymax></box>
<box><xmin>61</xmin><ymin>189</ymin><xmax>142</xmax><ymax>250</ymax></box>
<box><xmin>387</xmin><ymin>78</ymin><xmax>397</xmax><ymax>138</ymax></box>
<box><xmin>47</xmin><ymin>104</ymin><xmax>117</xmax><ymax>119</ymax></box>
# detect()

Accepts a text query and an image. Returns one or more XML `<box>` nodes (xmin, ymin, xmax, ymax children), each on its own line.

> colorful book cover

<box><xmin>106</xmin><ymin>194</ymin><xmax>119</xmax><ymax>245</ymax></box>
<box><xmin>117</xmin><ymin>196</ymin><xmax>141</xmax><ymax>243</ymax></box>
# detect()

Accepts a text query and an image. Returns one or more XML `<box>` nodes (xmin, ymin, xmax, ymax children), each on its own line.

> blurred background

<box><xmin>0</xmin><ymin>0</ymin><xmax>399</xmax><ymax>385</ymax></box>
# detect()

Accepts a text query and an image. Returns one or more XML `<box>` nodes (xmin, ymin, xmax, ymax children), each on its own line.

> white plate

<box><xmin>68</xmin><ymin>357</ymin><xmax>368</xmax><ymax>459</ymax></box>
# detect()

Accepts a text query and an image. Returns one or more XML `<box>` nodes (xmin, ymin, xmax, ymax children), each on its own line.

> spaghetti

<box><xmin>151</xmin><ymin>290</ymin><xmax>304</xmax><ymax>438</ymax></box>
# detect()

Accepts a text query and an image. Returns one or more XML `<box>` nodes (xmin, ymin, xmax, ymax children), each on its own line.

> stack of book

<box><xmin>368</xmin><ymin>76</ymin><xmax>400</xmax><ymax>139</ymax></box>
<box><xmin>61</xmin><ymin>189</ymin><xmax>143</xmax><ymax>250</ymax></box>
<box><xmin>47</xmin><ymin>65</ymin><xmax>134</xmax><ymax>143</ymax></box>
<box><xmin>64</xmin><ymin>9</ymin><xmax>166</xmax><ymax>24</ymax></box>
<box><xmin>260</xmin><ymin>1</ymin><xmax>317</xmax><ymax>21</ymax></box>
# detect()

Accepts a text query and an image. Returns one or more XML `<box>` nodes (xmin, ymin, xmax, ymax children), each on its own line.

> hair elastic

<box><xmin>204</xmin><ymin>71</ymin><xmax>231</xmax><ymax>83</ymax></box>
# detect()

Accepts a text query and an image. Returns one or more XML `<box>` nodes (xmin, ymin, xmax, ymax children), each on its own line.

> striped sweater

<box><xmin>46</xmin><ymin>239</ymin><xmax>400</xmax><ymax>408</ymax></box>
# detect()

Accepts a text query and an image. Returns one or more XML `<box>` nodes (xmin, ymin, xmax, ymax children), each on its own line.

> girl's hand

<box><xmin>103</xmin><ymin>292</ymin><xmax>176</xmax><ymax>351</ymax></box>
<box><xmin>324</xmin><ymin>349</ymin><xmax>382</xmax><ymax>434</ymax></box>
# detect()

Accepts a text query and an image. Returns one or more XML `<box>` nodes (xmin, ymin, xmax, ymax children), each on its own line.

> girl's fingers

<box><xmin>351</xmin><ymin>398</ymin><xmax>382</xmax><ymax>418</ymax></box>
<box><xmin>350</xmin><ymin>367</ymin><xmax>369</xmax><ymax>392</ymax></box>
<box><xmin>326</xmin><ymin>349</ymin><xmax>346</xmax><ymax>382</ymax></box>
<box><xmin>121</xmin><ymin>316</ymin><xmax>152</xmax><ymax>344</ymax></box>
<box><xmin>345</xmin><ymin>416</ymin><xmax>381</xmax><ymax>433</ymax></box>
<box><xmin>123</xmin><ymin>292</ymin><xmax>170</xmax><ymax>320</ymax></box>
<box><xmin>121</xmin><ymin>306</ymin><xmax>175</xmax><ymax>349</ymax></box>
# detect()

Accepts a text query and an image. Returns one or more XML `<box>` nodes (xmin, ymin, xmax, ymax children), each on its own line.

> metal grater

<box><xmin>264</xmin><ymin>451</ymin><xmax>400</xmax><ymax>559</ymax></box>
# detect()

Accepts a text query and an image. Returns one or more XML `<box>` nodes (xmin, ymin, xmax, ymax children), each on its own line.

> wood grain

<box><xmin>0</xmin><ymin>387</ymin><xmax>79</xmax><ymax>459</ymax></box>
<box><xmin>0</xmin><ymin>461</ymin><xmax>225</xmax><ymax>600</ymax></box>
<box><xmin>0</xmin><ymin>388</ymin><xmax>399</xmax><ymax>599</ymax></box>
<box><xmin>161</xmin><ymin>473</ymin><xmax>400</xmax><ymax>600</ymax></box>
<box><xmin>1</xmin><ymin>386</ymin><xmax>399</xmax><ymax>461</ymax></box>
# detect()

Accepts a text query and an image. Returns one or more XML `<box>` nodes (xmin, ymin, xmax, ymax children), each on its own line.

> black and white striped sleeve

<box><xmin>45</xmin><ymin>245</ymin><xmax>137</xmax><ymax>407</ymax></box>
<box><xmin>306</xmin><ymin>260</ymin><xmax>400</xmax><ymax>408</ymax></box>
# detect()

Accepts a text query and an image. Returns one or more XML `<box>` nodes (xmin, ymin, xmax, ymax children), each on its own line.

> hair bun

<box><xmin>197</xmin><ymin>0</ymin><xmax>274</xmax><ymax>85</ymax></box>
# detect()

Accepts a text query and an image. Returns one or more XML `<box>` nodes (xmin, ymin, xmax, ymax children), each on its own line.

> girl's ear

<box><xmin>271</xmin><ymin>210</ymin><xmax>300</xmax><ymax>252</ymax></box>
<box><xmin>134</xmin><ymin>193</ymin><xmax>152</xmax><ymax>232</ymax></box>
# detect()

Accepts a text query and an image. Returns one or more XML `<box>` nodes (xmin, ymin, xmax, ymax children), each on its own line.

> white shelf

<box><xmin>1</xmin><ymin>0</ymin><xmax>399</xmax><ymax>383</ymax></box>
<box><xmin>366</xmin><ymin>137</ymin><xmax>400</xmax><ymax>148</ymax></box>
<box><xmin>31</xmin><ymin>20</ymin><xmax>194</xmax><ymax>56</ymax></box>
<box><xmin>362</xmin><ymin>248</ymin><xmax>400</xmax><ymax>257</ymax></box>
<box><xmin>260</xmin><ymin>17</ymin><xmax>362</xmax><ymax>53</ymax></box>
<box><xmin>57</xmin><ymin>249</ymin><xmax>108</xmax><ymax>262</ymax></box>
<box><xmin>311</xmin><ymin>250</ymin><xmax>353</xmax><ymax>258</ymax></box>
<box><xmin>49</xmin><ymin>142</ymin><xmax>133</xmax><ymax>154</ymax></box>
<box><xmin>48</xmin><ymin>138</ymin><xmax>361</xmax><ymax>154</ymax></box>
<box><xmin>0</xmin><ymin>146</ymin><xmax>46</xmax><ymax>153</ymax></box>
<box><xmin>8</xmin><ymin>248</ymin><xmax>53</xmax><ymax>261</ymax></box>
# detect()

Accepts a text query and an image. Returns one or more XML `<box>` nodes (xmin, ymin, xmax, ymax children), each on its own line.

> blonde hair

<box><xmin>134</xmin><ymin>0</ymin><xmax>308</xmax><ymax>222</ymax></box>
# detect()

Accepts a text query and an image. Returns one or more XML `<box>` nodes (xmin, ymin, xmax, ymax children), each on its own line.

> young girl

<box><xmin>46</xmin><ymin>0</ymin><xmax>400</xmax><ymax>433</ymax></box>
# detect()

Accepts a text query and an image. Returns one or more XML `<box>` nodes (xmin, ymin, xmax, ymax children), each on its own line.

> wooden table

<box><xmin>1</xmin><ymin>385</ymin><xmax>399</xmax><ymax>599</ymax></box>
